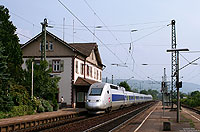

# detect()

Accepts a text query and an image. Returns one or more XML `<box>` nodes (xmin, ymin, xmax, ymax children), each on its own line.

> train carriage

<box><xmin>85</xmin><ymin>82</ymin><xmax>152</xmax><ymax>114</ymax></box>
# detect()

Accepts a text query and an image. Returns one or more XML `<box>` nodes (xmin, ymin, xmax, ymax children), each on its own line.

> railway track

<box><xmin>46</xmin><ymin>101</ymin><xmax>156</xmax><ymax>132</ymax></box>
<box><xmin>181</xmin><ymin>104</ymin><xmax>200</xmax><ymax>115</ymax></box>
<box><xmin>0</xmin><ymin>101</ymin><xmax>155</xmax><ymax>132</ymax></box>
<box><xmin>84</xmin><ymin>102</ymin><xmax>154</xmax><ymax>132</ymax></box>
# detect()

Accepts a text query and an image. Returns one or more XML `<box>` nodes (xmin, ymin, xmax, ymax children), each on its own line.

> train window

<box><xmin>110</xmin><ymin>85</ymin><xmax>118</xmax><ymax>90</ymax></box>
<box><xmin>90</xmin><ymin>88</ymin><xmax>103</xmax><ymax>96</ymax></box>
<box><xmin>107</xmin><ymin>90</ymin><xmax>109</xmax><ymax>94</ymax></box>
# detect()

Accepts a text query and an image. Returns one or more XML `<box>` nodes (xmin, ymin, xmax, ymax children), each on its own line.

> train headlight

<box><xmin>96</xmin><ymin>99</ymin><xmax>101</xmax><ymax>102</ymax></box>
<box><xmin>86</xmin><ymin>99</ymin><xmax>90</xmax><ymax>102</ymax></box>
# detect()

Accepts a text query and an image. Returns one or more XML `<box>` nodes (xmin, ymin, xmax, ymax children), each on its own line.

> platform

<box><xmin>0</xmin><ymin>108</ymin><xmax>87</xmax><ymax>132</ymax></box>
<box><xmin>136</xmin><ymin>102</ymin><xmax>200</xmax><ymax>132</ymax></box>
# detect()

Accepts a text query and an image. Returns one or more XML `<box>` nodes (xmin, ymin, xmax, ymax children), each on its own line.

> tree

<box><xmin>132</xmin><ymin>88</ymin><xmax>138</xmax><ymax>93</ymax></box>
<box><xmin>0</xmin><ymin>42</ymin><xmax>14</xmax><ymax>112</ymax></box>
<box><xmin>119</xmin><ymin>81</ymin><xmax>132</xmax><ymax>91</ymax></box>
<box><xmin>23</xmin><ymin>59</ymin><xmax>60</xmax><ymax>102</ymax></box>
<box><xmin>0</xmin><ymin>6</ymin><xmax>23</xmax><ymax>84</ymax></box>
<box><xmin>140</xmin><ymin>89</ymin><xmax>148</xmax><ymax>95</ymax></box>
<box><xmin>147</xmin><ymin>89</ymin><xmax>159</xmax><ymax>100</ymax></box>
<box><xmin>139</xmin><ymin>89</ymin><xmax>159</xmax><ymax>100</ymax></box>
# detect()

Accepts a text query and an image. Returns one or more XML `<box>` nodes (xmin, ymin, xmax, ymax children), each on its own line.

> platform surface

<box><xmin>136</xmin><ymin>102</ymin><xmax>200</xmax><ymax>132</ymax></box>
<box><xmin>0</xmin><ymin>108</ymin><xmax>87</xmax><ymax>127</ymax></box>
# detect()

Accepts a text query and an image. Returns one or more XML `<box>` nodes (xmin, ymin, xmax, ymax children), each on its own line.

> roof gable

<box><xmin>69</xmin><ymin>43</ymin><xmax>96</xmax><ymax>57</ymax></box>
<box><xmin>69</xmin><ymin>43</ymin><xmax>103</xmax><ymax>67</ymax></box>
<box><xmin>21</xmin><ymin>30</ymin><xmax>76</xmax><ymax>52</ymax></box>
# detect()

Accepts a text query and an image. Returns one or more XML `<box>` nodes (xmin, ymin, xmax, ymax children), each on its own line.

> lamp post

<box><xmin>167</xmin><ymin>48</ymin><xmax>189</xmax><ymax>123</ymax></box>
<box><xmin>111</xmin><ymin>63</ymin><xmax>128</xmax><ymax>67</ymax></box>
<box><xmin>93</xmin><ymin>25</ymin><xmax>102</xmax><ymax>41</ymax></box>
<box><xmin>129</xmin><ymin>29</ymin><xmax>138</xmax><ymax>53</ymax></box>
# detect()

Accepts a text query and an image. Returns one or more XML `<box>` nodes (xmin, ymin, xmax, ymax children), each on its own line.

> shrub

<box><xmin>42</xmin><ymin>99</ymin><xmax>53</xmax><ymax>112</ymax></box>
<box><xmin>37</xmin><ymin>105</ymin><xmax>45</xmax><ymax>113</ymax></box>
<box><xmin>9</xmin><ymin>105</ymin><xmax>35</xmax><ymax>117</ymax></box>
<box><xmin>0</xmin><ymin>111</ymin><xmax>7</xmax><ymax>119</ymax></box>
<box><xmin>51</xmin><ymin>99</ymin><xmax>59</xmax><ymax>111</ymax></box>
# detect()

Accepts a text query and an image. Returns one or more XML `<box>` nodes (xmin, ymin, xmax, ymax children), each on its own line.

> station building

<box><xmin>21</xmin><ymin>31</ymin><xmax>105</xmax><ymax>108</ymax></box>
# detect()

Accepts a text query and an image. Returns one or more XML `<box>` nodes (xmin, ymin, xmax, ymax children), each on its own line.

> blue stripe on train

<box><xmin>112</xmin><ymin>94</ymin><xmax>124</xmax><ymax>101</ymax></box>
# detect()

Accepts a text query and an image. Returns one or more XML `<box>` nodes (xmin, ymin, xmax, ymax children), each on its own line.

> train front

<box><xmin>85</xmin><ymin>83</ymin><xmax>108</xmax><ymax>114</ymax></box>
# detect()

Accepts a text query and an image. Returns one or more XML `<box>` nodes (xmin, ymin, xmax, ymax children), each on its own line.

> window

<box><xmin>40</xmin><ymin>41</ymin><xmax>49</xmax><ymax>51</ymax></box>
<box><xmin>80</xmin><ymin>63</ymin><xmax>84</xmax><ymax>75</ymax></box>
<box><xmin>51</xmin><ymin>60</ymin><xmax>64</xmax><ymax>72</ymax></box>
<box><xmin>34</xmin><ymin>60</ymin><xmax>40</xmax><ymax>65</ymax></box>
<box><xmin>94</xmin><ymin>69</ymin><xmax>97</xmax><ymax>79</ymax></box>
<box><xmin>53</xmin><ymin>60</ymin><xmax>60</xmax><ymax>72</ymax></box>
<box><xmin>90</xmin><ymin>66</ymin><xmax>93</xmax><ymax>77</ymax></box>
<box><xmin>110</xmin><ymin>85</ymin><xmax>118</xmax><ymax>90</ymax></box>
<box><xmin>87</xmin><ymin>65</ymin><xmax>89</xmax><ymax>76</ymax></box>
<box><xmin>46</xmin><ymin>41</ymin><xmax>48</xmax><ymax>51</ymax></box>
<box><xmin>40</xmin><ymin>42</ymin><xmax>42</xmax><ymax>51</ymax></box>
<box><xmin>97</xmin><ymin>70</ymin><xmax>99</xmax><ymax>80</ymax></box>
<box><xmin>77</xmin><ymin>92</ymin><xmax>84</xmax><ymax>102</ymax></box>
<box><xmin>49</xmin><ymin>42</ymin><xmax>53</xmax><ymax>51</ymax></box>
<box><xmin>75</xmin><ymin>61</ymin><xmax>79</xmax><ymax>74</ymax></box>
<box><xmin>89</xmin><ymin>88</ymin><xmax>103</xmax><ymax>96</ymax></box>
<box><xmin>100</xmin><ymin>71</ymin><xmax>102</xmax><ymax>80</ymax></box>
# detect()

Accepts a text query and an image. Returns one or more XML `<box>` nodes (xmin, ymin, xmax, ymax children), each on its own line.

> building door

<box><xmin>76</xmin><ymin>92</ymin><xmax>86</xmax><ymax>108</ymax></box>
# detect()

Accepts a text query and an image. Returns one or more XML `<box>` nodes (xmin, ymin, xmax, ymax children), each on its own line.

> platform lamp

<box><xmin>167</xmin><ymin>48</ymin><xmax>189</xmax><ymax>123</ymax></box>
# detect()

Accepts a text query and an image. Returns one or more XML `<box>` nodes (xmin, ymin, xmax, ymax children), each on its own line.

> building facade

<box><xmin>21</xmin><ymin>31</ymin><xmax>104</xmax><ymax>108</ymax></box>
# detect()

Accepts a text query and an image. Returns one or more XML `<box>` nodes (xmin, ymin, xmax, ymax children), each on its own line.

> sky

<box><xmin>1</xmin><ymin>0</ymin><xmax>200</xmax><ymax>88</ymax></box>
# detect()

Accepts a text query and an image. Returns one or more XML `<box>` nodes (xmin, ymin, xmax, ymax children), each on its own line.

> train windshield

<box><xmin>89</xmin><ymin>88</ymin><xmax>103</xmax><ymax>96</ymax></box>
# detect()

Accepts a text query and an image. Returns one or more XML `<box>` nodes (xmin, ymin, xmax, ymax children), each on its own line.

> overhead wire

<box><xmin>132</xmin><ymin>25</ymin><xmax>167</xmax><ymax>44</ymax></box>
<box><xmin>10</xmin><ymin>11</ymin><xmax>94</xmax><ymax>43</ymax></box>
<box><xmin>57</xmin><ymin>0</ymin><xmax>125</xmax><ymax>64</ymax></box>
<box><xmin>83</xmin><ymin>0</ymin><xmax>168</xmax><ymax>81</ymax></box>
<box><xmin>16</xmin><ymin>32</ymin><xmax>32</xmax><ymax>39</ymax></box>
<box><xmin>83</xmin><ymin>0</ymin><xmax>132</xmax><ymax>67</ymax></box>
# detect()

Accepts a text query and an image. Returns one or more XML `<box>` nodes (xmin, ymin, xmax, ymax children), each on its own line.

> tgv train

<box><xmin>85</xmin><ymin>82</ymin><xmax>152</xmax><ymax>114</ymax></box>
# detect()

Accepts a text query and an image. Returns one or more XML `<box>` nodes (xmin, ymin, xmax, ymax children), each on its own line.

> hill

<box><xmin>102</xmin><ymin>78</ymin><xmax>200</xmax><ymax>94</ymax></box>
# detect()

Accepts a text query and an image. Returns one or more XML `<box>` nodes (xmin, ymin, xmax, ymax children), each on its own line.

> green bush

<box><xmin>37</xmin><ymin>105</ymin><xmax>45</xmax><ymax>113</ymax></box>
<box><xmin>9</xmin><ymin>105</ymin><xmax>35</xmax><ymax>117</ymax></box>
<box><xmin>51</xmin><ymin>99</ymin><xmax>59</xmax><ymax>111</ymax></box>
<box><xmin>42</xmin><ymin>100</ymin><xmax>53</xmax><ymax>112</ymax></box>
<box><xmin>53</xmin><ymin>103</ymin><xmax>59</xmax><ymax>111</ymax></box>
<box><xmin>0</xmin><ymin>111</ymin><xmax>7</xmax><ymax>119</ymax></box>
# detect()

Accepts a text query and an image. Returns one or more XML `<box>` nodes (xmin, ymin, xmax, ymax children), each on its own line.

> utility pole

<box><xmin>168</xmin><ymin>20</ymin><xmax>177</xmax><ymax>109</ymax></box>
<box><xmin>41</xmin><ymin>18</ymin><xmax>48</xmax><ymax>61</ymax></box>
<box><xmin>167</xmin><ymin>48</ymin><xmax>189</xmax><ymax>123</ymax></box>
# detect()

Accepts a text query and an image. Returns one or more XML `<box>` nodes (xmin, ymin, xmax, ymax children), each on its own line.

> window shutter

<box><xmin>49</xmin><ymin>60</ymin><xmax>52</xmax><ymax>70</ymax></box>
<box><xmin>60</xmin><ymin>60</ymin><xmax>64</xmax><ymax>72</ymax></box>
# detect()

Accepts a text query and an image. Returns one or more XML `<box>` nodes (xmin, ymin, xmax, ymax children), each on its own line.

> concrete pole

<box><xmin>31</xmin><ymin>61</ymin><xmax>34</xmax><ymax>100</ymax></box>
<box><xmin>176</xmin><ymin>51</ymin><xmax>180</xmax><ymax>123</ymax></box>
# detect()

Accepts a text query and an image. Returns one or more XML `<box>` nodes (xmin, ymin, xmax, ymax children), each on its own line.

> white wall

<box><xmin>22</xmin><ymin>57</ymin><xmax>72</xmax><ymax>105</ymax></box>
<box><xmin>50</xmin><ymin>58</ymin><xmax>72</xmax><ymax>105</ymax></box>
<box><xmin>74</xmin><ymin>58</ymin><xmax>102</xmax><ymax>83</ymax></box>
